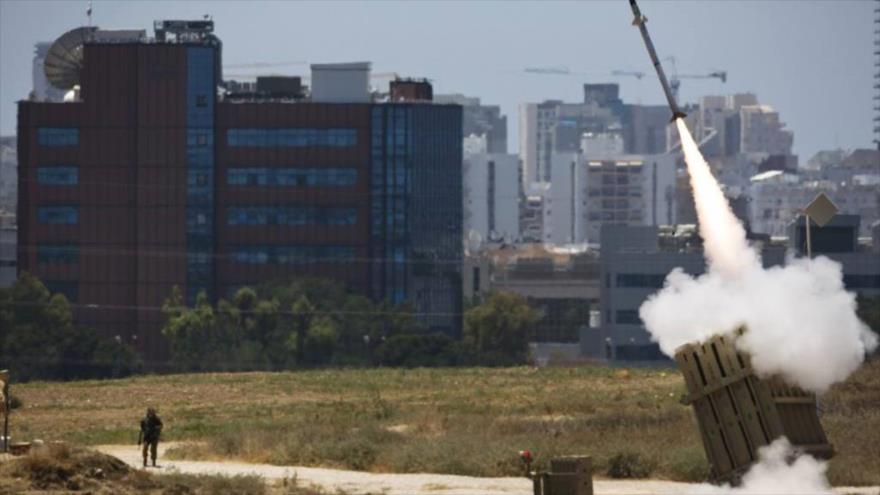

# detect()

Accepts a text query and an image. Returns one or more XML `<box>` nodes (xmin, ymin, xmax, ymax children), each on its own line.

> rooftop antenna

<box><xmin>86</xmin><ymin>1</ymin><xmax>92</xmax><ymax>27</ymax></box>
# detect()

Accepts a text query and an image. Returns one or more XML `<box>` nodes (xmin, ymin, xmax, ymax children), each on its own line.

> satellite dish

<box><xmin>44</xmin><ymin>26</ymin><xmax>98</xmax><ymax>90</ymax></box>
<box><xmin>466</xmin><ymin>229</ymin><xmax>484</xmax><ymax>255</ymax></box>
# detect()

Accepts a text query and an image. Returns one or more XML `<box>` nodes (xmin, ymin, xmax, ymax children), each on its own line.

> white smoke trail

<box><xmin>691</xmin><ymin>438</ymin><xmax>832</xmax><ymax>495</ymax></box>
<box><xmin>674</xmin><ymin>119</ymin><xmax>757</xmax><ymax>277</ymax></box>
<box><xmin>640</xmin><ymin>119</ymin><xmax>876</xmax><ymax>393</ymax></box>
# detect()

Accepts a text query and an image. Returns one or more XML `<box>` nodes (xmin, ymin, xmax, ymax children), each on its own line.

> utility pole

<box><xmin>1</xmin><ymin>370</ymin><xmax>9</xmax><ymax>453</ymax></box>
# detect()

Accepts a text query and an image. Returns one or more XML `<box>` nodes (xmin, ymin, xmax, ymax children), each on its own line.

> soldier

<box><xmin>137</xmin><ymin>407</ymin><xmax>163</xmax><ymax>467</ymax></box>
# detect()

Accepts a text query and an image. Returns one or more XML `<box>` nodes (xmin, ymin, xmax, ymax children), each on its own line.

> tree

<box><xmin>857</xmin><ymin>294</ymin><xmax>880</xmax><ymax>344</ymax></box>
<box><xmin>304</xmin><ymin>316</ymin><xmax>339</xmax><ymax>365</ymax></box>
<box><xmin>1</xmin><ymin>273</ymin><xmax>139</xmax><ymax>381</ymax></box>
<box><xmin>161</xmin><ymin>290</ymin><xmax>221</xmax><ymax>371</ymax></box>
<box><xmin>289</xmin><ymin>295</ymin><xmax>315</xmax><ymax>366</ymax></box>
<box><xmin>376</xmin><ymin>333</ymin><xmax>471</xmax><ymax>367</ymax></box>
<box><xmin>464</xmin><ymin>291</ymin><xmax>540</xmax><ymax>365</ymax></box>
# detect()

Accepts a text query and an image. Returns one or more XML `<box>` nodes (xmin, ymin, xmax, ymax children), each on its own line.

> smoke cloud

<box><xmin>691</xmin><ymin>438</ymin><xmax>833</xmax><ymax>495</ymax></box>
<box><xmin>640</xmin><ymin>119</ymin><xmax>876</xmax><ymax>394</ymax></box>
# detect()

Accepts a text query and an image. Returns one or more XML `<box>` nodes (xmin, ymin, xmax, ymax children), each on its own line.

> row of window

<box><xmin>227</xmin><ymin>206</ymin><xmax>357</xmax><ymax>226</ymax></box>
<box><xmin>36</xmin><ymin>128</ymin><xmax>359</xmax><ymax>149</ymax></box>
<box><xmin>37</xmin><ymin>245</ymin><xmax>79</xmax><ymax>264</ymax></box>
<box><xmin>38</xmin><ymin>166</ymin><xmax>78</xmax><ymax>185</ymax></box>
<box><xmin>588</xmin><ymin>187</ymin><xmax>643</xmax><ymax>198</ymax></box>
<box><xmin>230</xmin><ymin>245</ymin><xmax>356</xmax><ymax>264</ymax></box>
<box><xmin>227</xmin><ymin>128</ymin><xmax>357</xmax><ymax>148</ymax></box>
<box><xmin>842</xmin><ymin>274</ymin><xmax>880</xmax><ymax>289</ymax></box>
<box><xmin>35</xmin><ymin>205</ymin><xmax>359</xmax><ymax>227</ymax></box>
<box><xmin>38</xmin><ymin>128</ymin><xmax>79</xmax><ymax>147</ymax></box>
<box><xmin>615</xmin><ymin>309</ymin><xmax>642</xmax><ymax>325</ymax></box>
<box><xmin>615</xmin><ymin>273</ymin><xmax>667</xmax><ymax>289</ymax></box>
<box><xmin>38</xmin><ymin>206</ymin><xmax>78</xmax><ymax>224</ymax></box>
<box><xmin>227</xmin><ymin>168</ymin><xmax>357</xmax><ymax>187</ymax></box>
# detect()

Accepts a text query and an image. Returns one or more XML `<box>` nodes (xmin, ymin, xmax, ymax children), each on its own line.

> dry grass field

<box><xmin>8</xmin><ymin>361</ymin><xmax>880</xmax><ymax>485</ymax></box>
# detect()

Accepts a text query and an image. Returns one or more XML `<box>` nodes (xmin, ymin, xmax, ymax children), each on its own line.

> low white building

<box><xmin>580</xmin><ymin>132</ymin><xmax>624</xmax><ymax>157</ymax></box>
<box><xmin>542</xmin><ymin>153</ymin><xmax>676</xmax><ymax>246</ymax></box>
<box><xmin>749</xmin><ymin>170</ymin><xmax>880</xmax><ymax>237</ymax></box>
<box><xmin>463</xmin><ymin>153</ymin><xmax>519</xmax><ymax>243</ymax></box>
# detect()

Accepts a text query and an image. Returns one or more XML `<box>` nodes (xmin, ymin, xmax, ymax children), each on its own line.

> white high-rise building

<box><xmin>519</xmin><ymin>99</ymin><xmax>619</xmax><ymax>186</ymax></box>
<box><xmin>543</xmin><ymin>153</ymin><xmax>580</xmax><ymax>245</ymax></box>
<box><xmin>541</xmin><ymin>152</ymin><xmax>676</xmax><ymax>246</ymax></box>
<box><xmin>519</xmin><ymin>103</ymin><xmax>539</xmax><ymax>185</ymax></box>
<box><xmin>740</xmin><ymin>105</ymin><xmax>793</xmax><ymax>156</ymax></box>
<box><xmin>463</xmin><ymin>153</ymin><xmax>520</xmax><ymax>243</ymax></box>
<box><xmin>578</xmin><ymin>154</ymin><xmax>676</xmax><ymax>245</ymax></box>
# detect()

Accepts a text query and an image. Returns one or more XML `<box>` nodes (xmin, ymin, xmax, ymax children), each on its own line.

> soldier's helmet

<box><xmin>147</xmin><ymin>407</ymin><xmax>156</xmax><ymax>416</ymax></box>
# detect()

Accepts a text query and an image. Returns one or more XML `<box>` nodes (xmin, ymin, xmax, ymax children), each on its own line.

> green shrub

<box><xmin>376</xmin><ymin>333</ymin><xmax>472</xmax><ymax>367</ymax></box>
<box><xmin>606</xmin><ymin>451</ymin><xmax>654</xmax><ymax>478</ymax></box>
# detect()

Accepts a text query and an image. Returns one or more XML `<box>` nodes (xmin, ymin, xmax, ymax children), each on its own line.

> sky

<box><xmin>0</xmin><ymin>0</ymin><xmax>876</xmax><ymax>160</ymax></box>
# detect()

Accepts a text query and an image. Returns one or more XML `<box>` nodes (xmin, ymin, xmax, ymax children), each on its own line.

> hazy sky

<box><xmin>0</xmin><ymin>0</ymin><xmax>876</xmax><ymax>160</ymax></box>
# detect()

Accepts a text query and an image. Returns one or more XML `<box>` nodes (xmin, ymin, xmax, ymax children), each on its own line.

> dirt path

<box><xmin>96</xmin><ymin>444</ymin><xmax>879</xmax><ymax>495</ymax></box>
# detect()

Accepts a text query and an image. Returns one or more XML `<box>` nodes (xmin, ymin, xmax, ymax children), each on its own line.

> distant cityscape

<box><xmin>1</xmin><ymin>18</ymin><xmax>878</xmax><ymax>364</ymax></box>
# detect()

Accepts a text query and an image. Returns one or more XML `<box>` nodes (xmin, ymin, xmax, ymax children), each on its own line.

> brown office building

<box><xmin>18</xmin><ymin>22</ymin><xmax>462</xmax><ymax>360</ymax></box>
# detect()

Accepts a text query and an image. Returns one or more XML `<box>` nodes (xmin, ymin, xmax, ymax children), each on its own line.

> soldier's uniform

<box><xmin>139</xmin><ymin>408</ymin><xmax>163</xmax><ymax>467</ymax></box>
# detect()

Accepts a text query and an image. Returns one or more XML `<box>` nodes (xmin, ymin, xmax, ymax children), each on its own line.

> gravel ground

<box><xmin>96</xmin><ymin>444</ymin><xmax>880</xmax><ymax>495</ymax></box>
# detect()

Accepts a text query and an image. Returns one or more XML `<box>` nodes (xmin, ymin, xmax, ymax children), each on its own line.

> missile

<box><xmin>628</xmin><ymin>0</ymin><xmax>687</xmax><ymax>122</ymax></box>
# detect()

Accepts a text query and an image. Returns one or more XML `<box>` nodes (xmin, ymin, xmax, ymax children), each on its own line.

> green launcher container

<box><xmin>674</xmin><ymin>329</ymin><xmax>834</xmax><ymax>483</ymax></box>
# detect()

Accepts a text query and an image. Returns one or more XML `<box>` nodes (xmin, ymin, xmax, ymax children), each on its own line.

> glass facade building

<box><xmin>370</xmin><ymin>105</ymin><xmax>463</xmax><ymax>334</ymax></box>
<box><xmin>18</xmin><ymin>34</ymin><xmax>464</xmax><ymax>362</ymax></box>
<box><xmin>185</xmin><ymin>46</ymin><xmax>216</xmax><ymax>304</ymax></box>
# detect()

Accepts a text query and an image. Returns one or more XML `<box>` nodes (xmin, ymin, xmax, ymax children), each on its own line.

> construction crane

<box><xmin>663</xmin><ymin>56</ymin><xmax>727</xmax><ymax>102</ymax></box>
<box><xmin>224</xmin><ymin>60</ymin><xmax>308</xmax><ymax>69</ymax></box>
<box><xmin>611</xmin><ymin>69</ymin><xmax>646</xmax><ymax>80</ymax></box>
<box><xmin>521</xmin><ymin>67</ymin><xmax>646</xmax><ymax>80</ymax></box>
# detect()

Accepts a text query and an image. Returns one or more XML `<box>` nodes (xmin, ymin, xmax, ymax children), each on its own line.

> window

<box><xmin>615</xmin><ymin>309</ymin><xmax>642</xmax><ymax>325</ymax></box>
<box><xmin>38</xmin><ymin>206</ymin><xmax>78</xmax><ymax>224</ymax></box>
<box><xmin>226</xmin><ymin>168</ymin><xmax>357</xmax><ymax>187</ymax></box>
<box><xmin>616</xmin><ymin>273</ymin><xmax>667</xmax><ymax>288</ymax></box>
<box><xmin>227</xmin><ymin>206</ymin><xmax>357</xmax><ymax>226</ymax></box>
<box><xmin>38</xmin><ymin>128</ymin><xmax>79</xmax><ymax>147</ymax></box>
<box><xmin>37</xmin><ymin>244</ymin><xmax>79</xmax><ymax>264</ymax></box>
<box><xmin>44</xmin><ymin>281</ymin><xmax>78</xmax><ymax>302</ymax></box>
<box><xmin>227</xmin><ymin>128</ymin><xmax>357</xmax><ymax>148</ymax></box>
<box><xmin>196</xmin><ymin>94</ymin><xmax>208</xmax><ymax>107</ymax></box>
<box><xmin>843</xmin><ymin>275</ymin><xmax>880</xmax><ymax>289</ymax></box>
<box><xmin>230</xmin><ymin>245</ymin><xmax>356</xmax><ymax>264</ymax></box>
<box><xmin>37</xmin><ymin>166</ymin><xmax>78</xmax><ymax>185</ymax></box>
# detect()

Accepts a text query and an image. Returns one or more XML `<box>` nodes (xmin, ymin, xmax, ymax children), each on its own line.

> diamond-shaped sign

<box><xmin>804</xmin><ymin>192</ymin><xmax>839</xmax><ymax>227</ymax></box>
